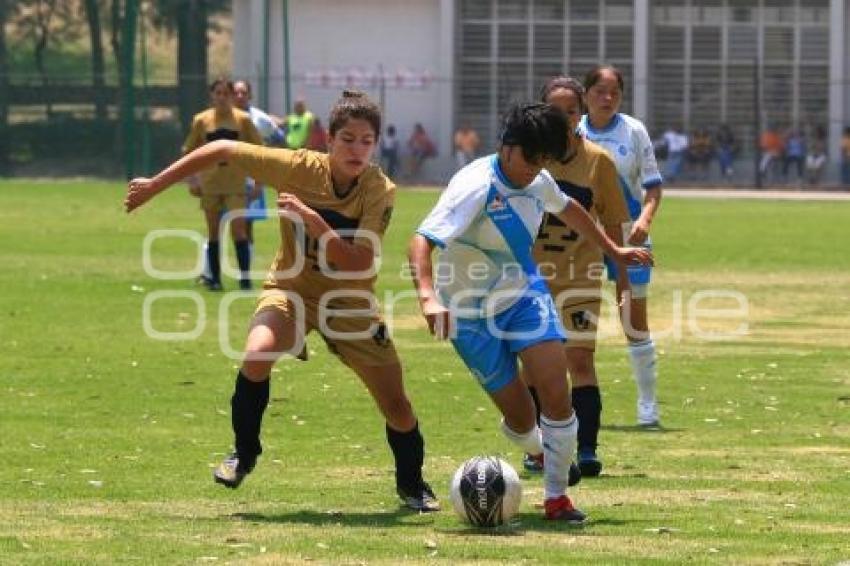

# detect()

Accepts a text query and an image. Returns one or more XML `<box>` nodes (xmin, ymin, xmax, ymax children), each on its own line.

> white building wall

<box><xmin>234</xmin><ymin>0</ymin><xmax>453</xmax><ymax>181</ymax></box>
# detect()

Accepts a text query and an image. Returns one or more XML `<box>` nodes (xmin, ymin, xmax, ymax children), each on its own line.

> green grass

<box><xmin>1</xmin><ymin>180</ymin><xmax>850</xmax><ymax>564</ymax></box>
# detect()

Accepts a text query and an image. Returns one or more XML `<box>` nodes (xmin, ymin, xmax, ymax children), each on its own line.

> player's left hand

<box><xmin>627</xmin><ymin>219</ymin><xmax>651</xmax><ymax>245</ymax></box>
<box><xmin>277</xmin><ymin>194</ymin><xmax>313</xmax><ymax>218</ymax></box>
<box><xmin>615</xmin><ymin>246</ymin><xmax>654</xmax><ymax>267</ymax></box>
<box><xmin>125</xmin><ymin>178</ymin><xmax>158</xmax><ymax>212</ymax></box>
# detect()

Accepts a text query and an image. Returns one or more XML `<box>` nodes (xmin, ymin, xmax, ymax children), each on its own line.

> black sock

<box><xmin>234</xmin><ymin>239</ymin><xmax>251</xmax><ymax>285</ymax></box>
<box><xmin>231</xmin><ymin>370</ymin><xmax>269</xmax><ymax>466</ymax></box>
<box><xmin>386</xmin><ymin>421</ymin><xmax>424</xmax><ymax>492</ymax></box>
<box><xmin>528</xmin><ymin>386</ymin><xmax>542</xmax><ymax>425</ymax></box>
<box><xmin>572</xmin><ymin>385</ymin><xmax>602</xmax><ymax>453</ymax></box>
<box><xmin>207</xmin><ymin>240</ymin><xmax>221</xmax><ymax>284</ymax></box>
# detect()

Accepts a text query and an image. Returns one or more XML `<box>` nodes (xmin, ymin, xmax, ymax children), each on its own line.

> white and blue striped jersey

<box><xmin>578</xmin><ymin>113</ymin><xmax>662</xmax><ymax>220</ymax></box>
<box><xmin>248</xmin><ymin>106</ymin><xmax>285</xmax><ymax>146</ymax></box>
<box><xmin>416</xmin><ymin>155</ymin><xmax>569</xmax><ymax>318</ymax></box>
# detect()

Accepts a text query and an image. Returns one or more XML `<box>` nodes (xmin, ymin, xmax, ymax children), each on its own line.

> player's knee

<box><xmin>566</xmin><ymin>350</ymin><xmax>597</xmax><ymax>385</ymax></box>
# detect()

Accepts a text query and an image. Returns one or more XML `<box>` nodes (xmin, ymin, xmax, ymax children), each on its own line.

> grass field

<box><xmin>1</xmin><ymin>180</ymin><xmax>850</xmax><ymax>564</ymax></box>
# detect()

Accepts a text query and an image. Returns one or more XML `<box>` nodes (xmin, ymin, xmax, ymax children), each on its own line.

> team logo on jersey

<box><xmin>618</xmin><ymin>145</ymin><xmax>628</xmax><ymax>156</ymax></box>
<box><xmin>487</xmin><ymin>193</ymin><xmax>507</xmax><ymax>213</ymax></box>
<box><xmin>570</xmin><ymin>310</ymin><xmax>591</xmax><ymax>331</ymax></box>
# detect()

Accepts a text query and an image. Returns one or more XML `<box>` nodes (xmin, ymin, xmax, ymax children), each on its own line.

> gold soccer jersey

<box><xmin>534</xmin><ymin>137</ymin><xmax>629</xmax><ymax>300</ymax></box>
<box><xmin>227</xmin><ymin>145</ymin><xmax>395</xmax><ymax>299</ymax></box>
<box><xmin>182</xmin><ymin>108</ymin><xmax>263</xmax><ymax>195</ymax></box>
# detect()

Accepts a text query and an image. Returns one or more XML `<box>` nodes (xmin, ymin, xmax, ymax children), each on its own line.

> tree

<box><xmin>83</xmin><ymin>0</ymin><xmax>107</xmax><ymax>121</ymax></box>
<box><xmin>0</xmin><ymin>0</ymin><xmax>9</xmax><ymax>173</ymax></box>
<box><xmin>12</xmin><ymin>0</ymin><xmax>82</xmax><ymax>116</ymax></box>
<box><xmin>151</xmin><ymin>0</ymin><xmax>229</xmax><ymax>131</ymax></box>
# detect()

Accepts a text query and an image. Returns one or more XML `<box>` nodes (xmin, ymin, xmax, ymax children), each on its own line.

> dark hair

<box><xmin>328</xmin><ymin>90</ymin><xmax>381</xmax><ymax>138</ymax></box>
<box><xmin>209</xmin><ymin>76</ymin><xmax>234</xmax><ymax>93</ymax></box>
<box><xmin>233</xmin><ymin>79</ymin><xmax>252</xmax><ymax>94</ymax></box>
<box><xmin>584</xmin><ymin>65</ymin><xmax>625</xmax><ymax>94</ymax></box>
<box><xmin>539</xmin><ymin>75</ymin><xmax>587</xmax><ymax>114</ymax></box>
<box><xmin>387</xmin><ymin>125</ymin><xmax>396</xmax><ymax>136</ymax></box>
<box><xmin>499</xmin><ymin>102</ymin><xmax>569</xmax><ymax>163</ymax></box>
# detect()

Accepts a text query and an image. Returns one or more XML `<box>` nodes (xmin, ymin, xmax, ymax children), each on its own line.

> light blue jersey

<box><xmin>245</xmin><ymin>106</ymin><xmax>284</xmax><ymax>221</ymax></box>
<box><xmin>417</xmin><ymin>155</ymin><xmax>569</xmax><ymax>318</ymax></box>
<box><xmin>579</xmin><ymin>113</ymin><xmax>661</xmax><ymax>288</ymax></box>
<box><xmin>417</xmin><ymin>154</ymin><xmax>570</xmax><ymax>392</ymax></box>
<box><xmin>578</xmin><ymin>113</ymin><xmax>662</xmax><ymax>221</ymax></box>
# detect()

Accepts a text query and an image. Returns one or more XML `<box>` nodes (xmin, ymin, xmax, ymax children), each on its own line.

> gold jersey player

<box><xmin>522</xmin><ymin>76</ymin><xmax>631</xmax><ymax>478</ymax></box>
<box><xmin>183</xmin><ymin>77</ymin><xmax>264</xmax><ymax>290</ymax></box>
<box><xmin>125</xmin><ymin>91</ymin><xmax>439</xmax><ymax>512</ymax></box>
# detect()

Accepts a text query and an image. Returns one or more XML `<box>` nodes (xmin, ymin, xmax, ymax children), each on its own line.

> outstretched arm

<box><xmin>556</xmin><ymin>201</ymin><xmax>653</xmax><ymax>267</ymax></box>
<box><xmin>408</xmin><ymin>234</ymin><xmax>451</xmax><ymax>339</ymax></box>
<box><xmin>125</xmin><ymin>140</ymin><xmax>237</xmax><ymax>212</ymax></box>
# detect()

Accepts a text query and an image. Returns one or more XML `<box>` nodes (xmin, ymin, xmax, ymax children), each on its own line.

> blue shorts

<box><xmin>451</xmin><ymin>292</ymin><xmax>567</xmax><ymax>393</ymax></box>
<box><xmin>604</xmin><ymin>256</ymin><xmax>652</xmax><ymax>285</ymax></box>
<box><xmin>605</xmin><ymin>239</ymin><xmax>652</xmax><ymax>287</ymax></box>
<box><xmin>244</xmin><ymin>184</ymin><xmax>268</xmax><ymax>221</ymax></box>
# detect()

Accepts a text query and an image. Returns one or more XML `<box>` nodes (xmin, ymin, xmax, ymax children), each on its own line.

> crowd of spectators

<box><xmin>652</xmin><ymin>123</ymin><xmax>840</xmax><ymax>188</ymax></box>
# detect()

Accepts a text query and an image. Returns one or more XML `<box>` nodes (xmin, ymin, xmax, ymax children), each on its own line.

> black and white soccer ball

<box><xmin>449</xmin><ymin>456</ymin><xmax>522</xmax><ymax>527</ymax></box>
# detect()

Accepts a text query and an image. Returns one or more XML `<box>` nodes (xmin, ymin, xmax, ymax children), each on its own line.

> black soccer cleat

<box><xmin>213</xmin><ymin>452</ymin><xmax>255</xmax><ymax>489</ymax></box>
<box><xmin>577</xmin><ymin>448</ymin><xmax>602</xmax><ymax>478</ymax></box>
<box><xmin>397</xmin><ymin>481</ymin><xmax>441</xmax><ymax>512</ymax></box>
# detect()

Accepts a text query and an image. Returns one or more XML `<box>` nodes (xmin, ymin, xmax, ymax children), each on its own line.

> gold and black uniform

<box><xmin>228</xmin><ymin>144</ymin><xmax>398</xmax><ymax>367</ymax></box>
<box><xmin>535</xmin><ymin>137</ymin><xmax>630</xmax><ymax>350</ymax></box>
<box><xmin>183</xmin><ymin>108</ymin><xmax>264</xmax><ymax>212</ymax></box>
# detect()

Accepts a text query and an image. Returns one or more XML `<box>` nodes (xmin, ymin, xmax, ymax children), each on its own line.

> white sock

<box><xmin>540</xmin><ymin>414</ymin><xmax>578</xmax><ymax>500</ymax></box>
<box><xmin>629</xmin><ymin>338</ymin><xmax>657</xmax><ymax>405</ymax></box>
<box><xmin>201</xmin><ymin>241</ymin><xmax>212</xmax><ymax>280</ymax></box>
<box><xmin>500</xmin><ymin>419</ymin><xmax>543</xmax><ymax>455</ymax></box>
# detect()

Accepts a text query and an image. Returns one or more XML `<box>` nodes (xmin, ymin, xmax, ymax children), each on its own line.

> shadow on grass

<box><xmin>230</xmin><ymin>507</ymin><xmax>435</xmax><ymax>527</ymax></box>
<box><xmin>602</xmin><ymin>423</ymin><xmax>685</xmax><ymax>433</ymax></box>
<box><xmin>436</xmin><ymin>514</ymin><xmax>648</xmax><ymax>536</ymax></box>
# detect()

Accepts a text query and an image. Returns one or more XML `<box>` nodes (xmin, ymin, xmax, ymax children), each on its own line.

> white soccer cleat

<box><xmin>637</xmin><ymin>401</ymin><xmax>660</xmax><ymax>427</ymax></box>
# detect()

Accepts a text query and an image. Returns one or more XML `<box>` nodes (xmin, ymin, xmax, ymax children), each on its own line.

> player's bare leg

<box><xmin>351</xmin><ymin>360</ymin><xmax>439</xmax><ymax>512</ymax></box>
<box><xmin>623</xmin><ymin>295</ymin><xmax>659</xmax><ymax>427</ymax></box>
<box><xmin>215</xmin><ymin>309</ymin><xmax>299</xmax><ymax>488</ymax></box>
<box><xmin>518</xmin><ymin>341</ymin><xmax>585</xmax><ymax>523</ymax></box>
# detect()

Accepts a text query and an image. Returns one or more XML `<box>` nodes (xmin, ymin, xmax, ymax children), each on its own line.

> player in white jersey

<box><xmin>578</xmin><ymin>65</ymin><xmax>664</xmax><ymax>431</ymax></box>
<box><xmin>233</xmin><ymin>80</ymin><xmax>285</xmax><ymax>240</ymax></box>
<box><xmin>409</xmin><ymin>103</ymin><xmax>653</xmax><ymax>522</ymax></box>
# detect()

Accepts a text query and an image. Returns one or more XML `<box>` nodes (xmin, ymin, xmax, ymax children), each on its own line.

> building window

<box><xmin>456</xmin><ymin>0</ymin><xmax>635</xmax><ymax>151</ymax></box>
<box><xmin>648</xmin><ymin>0</ymin><xmax>830</xmax><ymax>152</ymax></box>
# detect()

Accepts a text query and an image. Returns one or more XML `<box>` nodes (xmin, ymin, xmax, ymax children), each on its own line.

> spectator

<box><xmin>805</xmin><ymin>137</ymin><xmax>827</xmax><ymax>187</ymax></box>
<box><xmin>284</xmin><ymin>98</ymin><xmax>314</xmax><ymax>149</ymax></box>
<box><xmin>687</xmin><ymin>127</ymin><xmax>714</xmax><ymax>182</ymax></box>
<box><xmin>305</xmin><ymin>118</ymin><xmax>328</xmax><ymax>152</ymax></box>
<box><xmin>453</xmin><ymin>123</ymin><xmax>480</xmax><ymax>169</ymax></box>
<box><xmin>380</xmin><ymin>125</ymin><xmax>400</xmax><ymax>178</ymax></box>
<box><xmin>661</xmin><ymin>125</ymin><xmax>688</xmax><ymax>182</ymax></box>
<box><xmin>716</xmin><ymin>124</ymin><xmax>737</xmax><ymax>179</ymax></box>
<box><xmin>842</xmin><ymin>127</ymin><xmax>850</xmax><ymax>187</ymax></box>
<box><xmin>783</xmin><ymin>129</ymin><xmax>806</xmax><ymax>183</ymax></box>
<box><xmin>407</xmin><ymin>123</ymin><xmax>436</xmax><ymax>181</ymax></box>
<box><xmin>759</xmin><ymin>126</ymin><xmax>784</xmax><ymax>183</ymax></box>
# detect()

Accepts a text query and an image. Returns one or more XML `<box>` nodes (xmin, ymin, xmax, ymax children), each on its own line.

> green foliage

<box><xmin>1</xmin><ymin>184</ymin><xmax>849</xmax><ymax>564</ymax></box>
<box><xmin>5</xmin><ymin>118</ymin><xmax>183</xmax><ymax>176</ymax></box>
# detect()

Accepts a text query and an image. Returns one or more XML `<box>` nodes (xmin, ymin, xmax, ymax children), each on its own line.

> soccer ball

<box><xmin>449</xmin><ymin>456</ymin><xmax>522</xmax><ymax>527</ymax></box>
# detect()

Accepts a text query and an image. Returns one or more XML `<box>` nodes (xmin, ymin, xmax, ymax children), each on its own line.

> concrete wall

<box><xmin>233</xmin><ymin>0</ymin><xmax>455</xmax><ymax>183</ymax></box>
